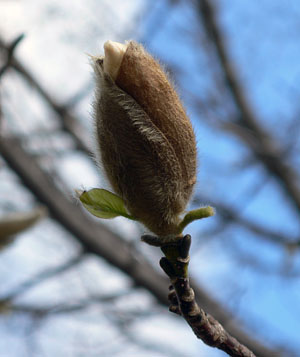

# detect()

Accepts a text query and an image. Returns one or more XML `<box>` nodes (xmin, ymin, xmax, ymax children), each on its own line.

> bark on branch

<box><xmin>143</xmin><ymin>234</ymin><xmax>256</xmax><ymax>356</ymax></box>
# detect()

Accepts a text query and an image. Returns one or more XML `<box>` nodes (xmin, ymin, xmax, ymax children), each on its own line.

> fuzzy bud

<box><xmin>93</xmin><ymin>41</ymin><xmax>197</xmax><ymax>238</ymax></box>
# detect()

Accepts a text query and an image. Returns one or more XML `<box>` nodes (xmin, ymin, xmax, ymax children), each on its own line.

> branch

<box><xmin>6</xmin><ymin>292</ymin><xmax>130</xmax><ymax>317</ymax></box>
<box><xmin>0</xmin><ymin>34</ymin><xmax>24</xmax><ymax>79</ymax></box>
<box><xmin>193</xmin><ymin>195</ymin><xmax>300</xmax><ymax>248</ymax></box>
<box><xmin>0</xmin><ymin>252</ymin><xmax>84</xmax><ymax>302</ymax></box>
<box><xmin>0</xmin><ymin>35</ymin><xmax>92</xmax><ymax>154</ymax></box>
<box><xmin>143</xmin><ymin>234</ymin><xmax>256</xmax><ymax>357</ymax></box>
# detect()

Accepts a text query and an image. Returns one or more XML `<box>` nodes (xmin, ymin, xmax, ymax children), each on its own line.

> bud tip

<box><xmin>103</xmin><ymin>40</ymin><xmax>127</xmax><ymax>80</ymax></box>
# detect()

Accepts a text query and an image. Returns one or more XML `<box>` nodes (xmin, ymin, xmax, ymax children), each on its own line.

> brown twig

<box><xmin>143</xmin><ymin>234</ymin><xmax>256</xmax><ymax>357</ymax></box>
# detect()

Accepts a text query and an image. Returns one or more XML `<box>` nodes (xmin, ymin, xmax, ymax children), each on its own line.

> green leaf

<box><xmin>178</xmin><ymin>206</ymin><xmax>215</xmax><ymax>233</ymax></box>
<box><xmin>79</xmin><ymin>188</ymin><xmax>136</xmax><ymax>220</ymax></box>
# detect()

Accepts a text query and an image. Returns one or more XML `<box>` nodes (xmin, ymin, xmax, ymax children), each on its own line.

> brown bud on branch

<box><xmin>93</xmin><ymin>41</ymin><xmax>197</xmax><ymax>238</ymax></box>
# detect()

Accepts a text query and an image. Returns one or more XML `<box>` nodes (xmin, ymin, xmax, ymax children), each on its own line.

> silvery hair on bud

<box><xmin>92</xmin><ymin>43</ymin><xmax>196</xmax><ymax>238</ymax></box>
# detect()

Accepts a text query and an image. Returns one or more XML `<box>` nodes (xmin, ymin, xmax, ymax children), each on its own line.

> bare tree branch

<box><xmin>1</xmin><ymin>252</ymin><xmax>85</xmax><ymax>302</ymax></box>
<box><xmin>194</xmin><ymin>195</ymin><xmax>300</xmax><ymax>248</ymax></box>
<box><xmin>146</xmin><ymin>235</ymin><xmax>257</xmax><ymax>357</ymax></box>
<box><xmin>6</xmin><ymin>292</ymin><xmax>131</xmax><ymax>317</ymax></box>
<box><xmin>0</xmin><ymin>34</ymin><xmax>24</xmax><ymax>79</ymax></box>
<box><xmin>0</xmin><ymin>35</ymin><xmax>92</xmax><ymax>154</ymax></box>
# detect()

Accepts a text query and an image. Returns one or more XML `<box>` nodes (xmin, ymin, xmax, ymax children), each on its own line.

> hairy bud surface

<box><xmin>93</xmin><ymin>41</ymin><xmax>197</xmax><ymax>237</ymax></box>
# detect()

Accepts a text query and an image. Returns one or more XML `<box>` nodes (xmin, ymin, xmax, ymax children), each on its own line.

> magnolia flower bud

<box><xmin>93</xmin><ymin>41</ymin><xmax>197</xmax><ymax>238</ymax></box>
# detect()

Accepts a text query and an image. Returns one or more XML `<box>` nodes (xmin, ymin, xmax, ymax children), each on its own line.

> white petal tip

<box><xmin>103</xmin><ymin>40</ymin><xmax>128</xmax><ymax>80</ymax></box>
